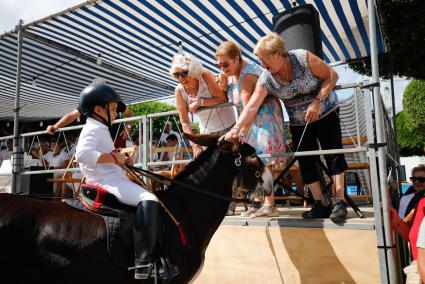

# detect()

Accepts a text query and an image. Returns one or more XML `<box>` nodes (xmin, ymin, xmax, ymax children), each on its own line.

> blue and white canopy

<box><xmin>0</xmin><ymin>0</ymin><xmax>386</xmax><ymax>119</ymax></box>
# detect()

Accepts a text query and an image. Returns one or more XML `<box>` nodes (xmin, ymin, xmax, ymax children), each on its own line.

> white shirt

<box><xmin>179</xmin><ymin>77</ymin><xmax>236</xmax><ymax>133</ymax></box>
<box><xmin>76</xmin><ymin>118</ymin><xmax>127</xmax><ymax>183</ymax></box>
<box><xmin>417</xmin><ymin>217</ymin><xmax>425</xmax><ymax>249</ymax></box>
<box><xmin>43</xmin><ymin>151</ymin><xmax>54</xmax><ymax>164</ymax></box>
<box><xmin>159</xmin><ymin>130</ymin><xmax>181</xmax><ymax>146</ymax></box>
<box><xmin>62</xmin><ymin>143</ymin><xmax>77</xmax><ymax>160</ymax></box>
<box><xmin>0</xmin><ymin>149</ymin><xmax>12</xmax><ymax>167</ymax></box>
<box><xmin>399</xmin><ymin>193</ymin><xmax>415</xmax><ymax>219</ymax></box>
<box><xmin>49</xmin><ymin>151</ymin><xmax>69</xmax><ymax>168</ymax></box>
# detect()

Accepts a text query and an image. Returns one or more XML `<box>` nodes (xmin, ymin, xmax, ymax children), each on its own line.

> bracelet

<box><xmin>239</xmin><ymin>131</ymin><xmax>248</xmax><ymax>137</ymax></box>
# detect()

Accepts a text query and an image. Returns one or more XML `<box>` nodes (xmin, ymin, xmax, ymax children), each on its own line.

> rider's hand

<box><xmin>125</xmin><ymin>156</ymin><xmax>134</xmax><ymax>167</ymax></box>
<box><xmin>46</xmin><ymin>125</ymin><xmax>57</xmax><ymax>135</ymax></box>
<box><xmin>305</xmin><ymin>100</ymin><xmax>323</xmax><ymax>123</ymax></box>
<box><xmin>188</xmin><ymin>100</ymin><xmax>201</xmax><ymax>113</ymax></box>
<box><xmin>112</xmin><ymin>152</ymin><xmax>126</xmax><ymax>164</ymax></box>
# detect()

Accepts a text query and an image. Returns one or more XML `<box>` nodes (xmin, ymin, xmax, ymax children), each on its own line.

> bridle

<box><xmin>124</xmin><ymin>145</ymin><xmax>264</xmax><ymax>203</ymax></box>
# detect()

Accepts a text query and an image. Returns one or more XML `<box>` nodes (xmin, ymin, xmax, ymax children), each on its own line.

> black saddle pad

<box><xmin>65</xmin><ymin>198</ymin><xmax>135</xmax><ymax>270</ymax></box>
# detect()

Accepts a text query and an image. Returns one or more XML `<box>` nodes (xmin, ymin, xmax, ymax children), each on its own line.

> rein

<box><xmin>125</xmin><ymin>165</ymin><xmax>250</xmax><ymax>203</ymax></box>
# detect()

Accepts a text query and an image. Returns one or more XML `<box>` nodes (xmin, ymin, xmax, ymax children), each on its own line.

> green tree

<box><xmin>349</xmin><ymin>0</ymin><xmax>425</xmax><ymax>79</ymax></box>
<box><xmin>396</xmin><ymin>80</ymin><xmax>425</xmax><ymax>156</ymax></box>
<box><xmin>129</xmin><ymin>101</ymin><xmax>181</xmax><ymax>138</ymax></box>
<box><xmin>396</xmin><ymin>111</ymin><xmax>425</xmax><ymax>156</ymax></box>
<box><xmin>403</xmin><ymin>79</ymin><xmax>425</xmax><ymax>129</ymax></box>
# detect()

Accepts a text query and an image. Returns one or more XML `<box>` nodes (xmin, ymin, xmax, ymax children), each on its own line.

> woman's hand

<box><xmin>403</xmin><ymin>208</ymin><xmax>415</xmax><ymax>224</ymax></box>
<box><xmin>188</xmin><ymin>100</ymin><xmax>201</xmax><ymax>113</ymax></box>
<box><xmin>305</xmin><ymin>100</ymin><xmax>323</xmax><ymax>123</ymax></box>
<box><xmin>389</xmin><ymin>207</ymin><xmax>401</xmax><ymax>227</ymax></box>
<box><xmin>220</xmin><ymin>127</ymin><xmax>245</xmax><ymax>143</ymax></box>
<box><xmin>216</xmin><ymin>72</ymin><xmax>228</xmax><ymax>90</ymax></box>
<box><xmin>193</xmin><ymin>144</ymin><xmax>203</xmax><ymax>158</ymax></box>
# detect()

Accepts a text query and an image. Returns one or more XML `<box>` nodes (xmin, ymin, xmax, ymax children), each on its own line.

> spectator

<box><xmin>222</xmin><ymin>33</ymin><xmax>346</xmax><ymax>220</ymax></box>
<box><xmin>399</xmin><ymin>165</ymin><xmax>425</xmax><ymax>219</ymax></box>
<box><xmin>31</xmin><ymin>139</ymin><xmax>52</xmax><ymax>167</ymax></box>
<box><xmin>390</xmin><ymin>165</ymin><xmax>425</xmax><ymax>283</ymax></box>
<box><xmin>48</xmin><ymin>141</ymin><xmax>69</xmax><ymax>197</ymax></box>
<box><xmin>0</xmin><ymin>139</ymin><xmax>13</xmax><ymax>167</ymax></box>
<box><xmin>159</xmin><ymin>121</ymin><xmax>181</xmax><ymax>147</ymax></box>
<box><xmin>62</xmin><ymin>133</ymin><xmax>78</xmax><ymax>160</ymax></box>
<box><xmin>171</xmin><ymin>52</ymin><xmax>236</xmax><ymax>158</ymax></box>
<box><xmin>159</xmin><ymin>134</ymin><xmax>179</xmax><ymax>170</ymax></box>
<box><xmin>215</xmin><ymin>41</ymin><xmax>285</xmax><ymax>217</ymax></box>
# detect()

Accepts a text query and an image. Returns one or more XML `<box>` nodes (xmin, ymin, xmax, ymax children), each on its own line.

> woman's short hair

<box><xmin>412</xmin><ymin>164</ymin><xmax>425</xmax><ymax>176</ymax></box>
<box><xmin>254</xmin><ymin>32</ymin><xmax>287</xmax><ymax>56</ymax></box>
<box><xmin>215</xmin><ymin>41</ymin><xmax>242</xmax><ymax>61</ymax></box>
<box><xmin>170</xmin><ymin>52</ymin><xmax>203</xmax><ymax>79</ymax></box>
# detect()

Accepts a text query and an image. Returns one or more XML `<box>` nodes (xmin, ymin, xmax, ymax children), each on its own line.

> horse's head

<box><xmin>184</xmin><ymin>133</ymin><xmax>272</xmax><ymax>197</ymax></box>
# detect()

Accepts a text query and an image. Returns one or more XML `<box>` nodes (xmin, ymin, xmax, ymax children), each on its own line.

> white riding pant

<box><xmin>91</xmin><ymin>176</ymin><xmax>157</xmax><ymax>206</ymax></box>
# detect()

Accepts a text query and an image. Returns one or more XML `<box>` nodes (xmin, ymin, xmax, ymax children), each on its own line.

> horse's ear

<box><xmin>183</xmin><ymin>133</ymin><xmax>219</xmax><ymax>147</ymax></box>
<box><xmin>218</xmin><ymin>139</ymin><xmax>240</xmax><ymax>152</ymax></box>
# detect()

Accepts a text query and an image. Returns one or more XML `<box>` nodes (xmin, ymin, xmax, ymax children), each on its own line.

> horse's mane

<box><xmin>173</xmin><ymin>144</ymin><xmax>219</xmax><ymax>181</ymax></box>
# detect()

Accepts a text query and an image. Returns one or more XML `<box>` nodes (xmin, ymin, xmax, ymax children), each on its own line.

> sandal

<box><xmin>252</xmin><ymin>205</ymin><xmax>279</xmax><ymax>218</ymax></box>
<box><xmin>226</xmin><ymin>201</ymin><xmax>236</xmax><ymax>216</ymax></box>
<box><xmin>240</xmin><ymin>203</ymin><xmax>261</xmax><ymax>217</ymax></box>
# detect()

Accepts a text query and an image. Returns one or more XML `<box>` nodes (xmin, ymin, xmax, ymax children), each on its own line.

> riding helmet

<box><xmin>79</xmin><ymin>83</ymin><xmax>126</xmax><ymax>115</ymax></box>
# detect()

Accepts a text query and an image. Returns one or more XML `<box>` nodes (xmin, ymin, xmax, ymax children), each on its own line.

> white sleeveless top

<box><xmin>179</xmin><ymin>77</ymin><xmax>235</xmax><ymax>134</ymax></box>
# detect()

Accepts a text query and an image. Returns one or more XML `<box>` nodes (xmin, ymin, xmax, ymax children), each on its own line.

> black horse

<box><xmin>0</xmin><ymin>135</ymin><xmax>270</xmax><ymax>284</ymax></box>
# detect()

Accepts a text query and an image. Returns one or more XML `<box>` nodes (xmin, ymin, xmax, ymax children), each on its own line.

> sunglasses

<box><xmin>410</xmin><ymin>177</ymin><xmax>425</xmax><ymax>183</ymax></box>
<box><xmin>173</xmin><ymin>71</ymin><xmax>188</xmax><ymax>79</ymax></box>
<box><xmin>216</xmin><ymin>62</ymin><xmax>230</xmax><ymax>69</ymax></box>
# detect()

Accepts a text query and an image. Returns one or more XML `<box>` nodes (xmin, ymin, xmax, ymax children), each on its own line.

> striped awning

<box><xmin>0</xmin><ymin>0</ymin><xmax>386</xmax><ymax>119</ymax></box>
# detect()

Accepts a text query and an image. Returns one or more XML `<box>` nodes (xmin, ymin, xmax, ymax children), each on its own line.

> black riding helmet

<box><xmin>79</xmin><ymin>83</ymin><xmax>126</xmax><ymax>115</ymax></box>
<box><xmin>79</xmin><ymin>83</ymin><xmax>126</xmax><ymax>128</ymax></box>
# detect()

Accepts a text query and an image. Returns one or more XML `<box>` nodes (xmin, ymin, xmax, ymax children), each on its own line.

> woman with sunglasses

<box><xmin>215</xmin><ymin>41</ymin><xmax>285</xmax><ymax>217</ymax></box>
<box><xmin>389</xmin><ymin>165</ymin><xmax>425</xmax><ymax>282</ymax></box>
<box><xmin>222</xmin><ymin>33</ymin><xmax>347</xmax><ymax>221</ymax></box>
<box><xmin>171</xmin><ymin>52</ymin><xmax>236</xmax><ymax>158</ymax></box>
<box><xmin>394</xmin><ymin>165</ymin><xmax>425</xmax><ymax>220</ymax></box>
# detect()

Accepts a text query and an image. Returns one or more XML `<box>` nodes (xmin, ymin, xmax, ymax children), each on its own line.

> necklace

<box><xmin>183</xmin><ymin>80</ymin><xmax>199</xmax><ymax>98</ymax></box>
<box><xmin>276</xmin><ymin>58</ymin><xmax>292</xmax><ymax>84</ymax></box>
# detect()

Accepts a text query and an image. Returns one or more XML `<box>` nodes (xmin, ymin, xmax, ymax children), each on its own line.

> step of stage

<box><xmin>193</xmin><ymin>206</ymin><xmax>380</xmax><ymax>284</ymax></box>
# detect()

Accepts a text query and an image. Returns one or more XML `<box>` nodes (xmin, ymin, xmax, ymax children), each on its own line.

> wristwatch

<box><xmin>314</xmin><ymin>96</ymin><xmax>325</xmax><ymax>104</ymax></box>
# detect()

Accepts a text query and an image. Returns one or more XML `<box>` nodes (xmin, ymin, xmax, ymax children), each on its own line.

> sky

<box><xmin>0</xmin><ymin>0</ymin><xmax>411</xmax><ymax>114</ymax></box>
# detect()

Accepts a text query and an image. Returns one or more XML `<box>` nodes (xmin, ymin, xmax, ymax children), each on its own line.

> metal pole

<box><xmin>11</xmin><ymin>20</ymin><xmax>25</xmax><ymax>194</ymax></box>
<box><xmin>138</xmin><ymin>118</ymin><xmax>142</xmax><ymax>164</ymax></box>
<box><xmin>368</xmin><ymin>1</ymin><xmax>397</xmax><ymax>283</ymax></box>
<box><xmin>142</xmin><ymin>116</ymin><xmax>148</xmax><ymax>171</ymax></box>
<box><xmin>390</xmin><ymin>76</ymin><xmax>397</xmax><ymax>133</ymax></box>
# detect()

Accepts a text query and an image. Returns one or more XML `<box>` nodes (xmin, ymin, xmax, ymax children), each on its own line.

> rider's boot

<box><xmin>133</xmin><ymin>200</ymin><xmax>179</xmax><ymax>281</ymax></box>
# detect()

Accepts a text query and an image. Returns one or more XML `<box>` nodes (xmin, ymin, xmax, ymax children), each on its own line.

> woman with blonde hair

<box><xmin>216</xmin><ymin>41</ymin><xmax>285</xmax><ymax>217</ymax></box>
<box><xmin>171</xmin><ymin>52</ymin><xmax>235</xmax><ymax>157</ymax></box>
<box><xmin>223</xmin><ymin>33</ymin><xmax>347</xmax><ymax>221</ymax></box>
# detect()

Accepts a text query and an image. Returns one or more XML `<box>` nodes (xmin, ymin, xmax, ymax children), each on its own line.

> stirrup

<box><xmin>129</xmin><ymin>262</ymin><xmax>154</xmax><ymax>280</ymax></box>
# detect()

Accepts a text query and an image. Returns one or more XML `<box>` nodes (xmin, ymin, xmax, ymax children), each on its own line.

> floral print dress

<box><xmin>228</xmin><ymin>61</ymin><xmax>286</xmax><ymax>165</ymax></box>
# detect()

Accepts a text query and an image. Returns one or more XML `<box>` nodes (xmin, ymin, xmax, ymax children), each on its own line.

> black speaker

<box><xmin>272</xmin><ymin>4</ymin><xmax>323</xmax><ymax>59</ymax></box>
<box><xmin>17</xmin><ymin>166</ymin><xmax>53</xmax><ymax>195</ymax></box>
